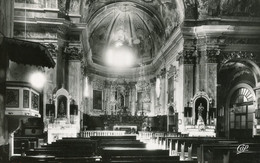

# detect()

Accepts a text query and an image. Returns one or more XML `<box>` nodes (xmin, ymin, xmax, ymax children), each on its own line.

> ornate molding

<box><xmin>160</xmin><ymin>68</ymin><xmax>166</xmax><ymax>78</ymax></box>
<box><xmin>64</xmin><ymin>46</ymin><xmax>83</xmax><ymax>60</ymax></box>
<box><xmin>206</xmin><ymin>49</ymin><xmax>220</xmax><ymax>63</ymax></box>
<box><xmin>167</xmin><ymin>65</ymin><xmax>179</xmax><ymax>81</ymax></box>
<box><xmin>184</xmin><ymin>0</ymin><xmax>198</xmax><ymax>19</ymax></box>
<box><xmin>220</xmin><ymin>51</ymin><xmax>255</xmax><ymax>64</ymax></box>
<box><xmin>191</xmin><ymin>91</ymin><xmax>212</xmax><ymax>104</ymax></box>
<box><xmin>45</xmin><ymin>43</ymin><xmax>58</xmax><ymax>58</ymax></box>
<box><xmin>177</xmin><ymin>50</ymin><xmax>197</xmax><ymax>64</ymax></box>
<box><xmin>93</xmin><ymin>79</ymin><xmax>105</xmax><ymax>90</ymax></box>
<box><xmin>81</xmin><ymin>60</ymin><xmax>87</xmax><ymax>76</ymax></box>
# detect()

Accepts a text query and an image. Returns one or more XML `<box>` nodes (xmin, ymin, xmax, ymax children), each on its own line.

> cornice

<box><xmin>182</xmin><ymin>25</ymin><xmax>260</xmax><ymax>38</ymax></box>
<box><xmin>184</xmin><ymin>17</ymin><xmax>260</xmax><ymax>27</ymax></box>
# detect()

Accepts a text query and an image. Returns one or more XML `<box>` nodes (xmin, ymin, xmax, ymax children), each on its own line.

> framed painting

<box><xmin>93</xmin><ymin>90</ymin><xmax>102</xmax><ymax>110</ymax></box>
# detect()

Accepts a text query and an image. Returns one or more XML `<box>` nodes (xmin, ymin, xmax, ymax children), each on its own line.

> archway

<box><xmin>218</xmin><ymin>59</ymin><xmax>259</xmax><ymax>138</ymax></box>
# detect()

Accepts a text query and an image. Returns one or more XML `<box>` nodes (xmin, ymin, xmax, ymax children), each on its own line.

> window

<box><xmin>229</xmin><ymin>87</ymin><xmax>254</xmax><ymax>130</ymax></box>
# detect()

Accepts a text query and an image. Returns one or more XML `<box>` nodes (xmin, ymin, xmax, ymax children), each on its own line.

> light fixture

<box><xmin>29</xmin><ymin>71</ymin><xmax>46</xmax><ymax>89</ymax></box>
<box><xmin>105</xmin><ymin>43</ymin><xmax>135</xmax><ymax>68</ymax></box>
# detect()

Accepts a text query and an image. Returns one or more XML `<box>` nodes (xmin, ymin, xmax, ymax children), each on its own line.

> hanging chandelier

<box><xmin>136</xmin><ymin>63</ymin><xmax>149</xmax><ymax>90</ymax></box>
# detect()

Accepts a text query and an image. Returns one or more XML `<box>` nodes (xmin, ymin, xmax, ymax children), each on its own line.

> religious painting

<box><xmin>6</xmin><ymin>89</ymin><xmax>19</xmax><ymax>108</ymax></box>
<box><xmin>93</xmin><ymin>90</ymin><xmax>102</xmax><ymax>110</ymax></box>
<box><xmin>57</xmin><ymin>95</ymin><xmax>67</xmax><ymax>118</ymax></box>
<box><xmin>137</xmin><ymin>92</ymin><xmax>143</xmax><ymax>114</ymax></box>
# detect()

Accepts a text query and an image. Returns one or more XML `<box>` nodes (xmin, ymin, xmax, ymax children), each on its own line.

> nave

<box><xmin>1</xmin><ymin>0</ymin><xmax>260</xmax><ymax>163</ymax></box>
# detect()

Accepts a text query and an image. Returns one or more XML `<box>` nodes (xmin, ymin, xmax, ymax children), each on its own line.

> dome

<box><xmin>87</xmin><ymin>1</ymin><xmax>165</xmax><ymax>67</ymax></box>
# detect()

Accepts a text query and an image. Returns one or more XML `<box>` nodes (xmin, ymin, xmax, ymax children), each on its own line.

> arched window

<box><xmin>230</xmin><ymin>87</ymin><xmax>253</xmax><ymax>105</ymax></box>
<box><xmin>229</xmin><ymin>87</ymin><xmax>254</xmax><ymax>138</ymax></box>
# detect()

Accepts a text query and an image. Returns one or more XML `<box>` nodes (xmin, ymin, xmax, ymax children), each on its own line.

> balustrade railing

<box><xmin>80</xmin><ymin>130</ymin><xmax>125</xmax><ymax>138</ymax></box>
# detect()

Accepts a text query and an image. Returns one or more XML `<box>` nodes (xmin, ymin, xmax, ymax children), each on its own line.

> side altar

<box><xmin>184</xmin><ymin>92</ymin><xmax>216</xmax><ymax>137</ymax></box>
<box><xmin>44</xmin><ymin>88</ymin><xmax>80</xmax><ymax>143</ymax></box>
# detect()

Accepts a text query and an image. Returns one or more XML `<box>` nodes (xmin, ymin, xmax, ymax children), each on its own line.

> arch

<box><xmin>219</xmin><ymin>59</ymin><xmax>260</xmax><ymax>84</ymax></box>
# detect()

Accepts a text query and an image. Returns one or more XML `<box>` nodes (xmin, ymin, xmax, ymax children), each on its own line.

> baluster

<box><xmin>180</xmin><ymin>142</ymin><xmax>185</xmax><ymax>160</ymax></box>
<box><xmin>169</xmin><ymin>139</ymin><xmax>172</xmax><ymax>156</ymax></box>
<box><xmin>174</xmin><ymin>140</ymin><xmax>178</xmax><ymax>156</ymax></box>
<box><xmin>188</xmin><ymin>144</ymin><xmax>192</xmax><ymax>161</ymax></box>
<box><xmin>163</xmin><ymin>139</ymin><xmax>166</xmax><ymax>149</ymax></box>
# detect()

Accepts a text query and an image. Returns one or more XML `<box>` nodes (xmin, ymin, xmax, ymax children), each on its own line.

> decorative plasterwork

<box><xmin>45</xmin><ymin>43</ymin><xmax>58</xmax><ymax>57</ymax></box>
<box><xmin>220</xmin><ymin>51</ymin><xmax>255</xmax><ymax>64</ymax></box>
<box><xmin>206</xmin><ymin>49</ymin><xmax>220</xmax><ymax>63</ymax></box>
<box><xmin>191</xmin><ymin>91</ymin><xmax>212</xmax><ymax>105</ymax></box>
<box><xmin>64</xmin><ymin>46</ymin><xmax>83</xmax><ymax>60</ymax></box>
<box><xmin>160</xmin><ymin>68</ymin><xmax>166</xmax><ymax>78</ymax></box>
<box><xmin>92</xmin><ymin>79</ymin><xmax>105</xmax><ymax>90</ymax></box>
<box><xmin>167</xmin><ymin>65</ymin><xmax>179</xmax><ymax>81</ymax></box>
<box><xmin>177</xmin><ymin>50</ymin><xmax>197</xmax><ymax>64</ymax></box>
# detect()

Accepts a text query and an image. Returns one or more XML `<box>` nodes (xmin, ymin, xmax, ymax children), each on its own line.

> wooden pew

<box><xmin>198</xmin><ymin>142</ymin><xmax>260</xmax><ymax>163</ymax></box>
<box><xmin>24</xmin><ymin>138</ymin><xmax>98</xmax><ymax>159</ymax></box>
<box><xmin>164</xmin><ymin>137</ymin><xmax>236</xmax><ymax>161</ymax></box>
<box><xmin>90</xmin><ymin>135</ymin><xmax>147</xmax><ymax>153</ymax></box>
<box><xmin>101</xmin><ymin>147</ymin><xmax>181</xmax><ymax>163</ymax></box>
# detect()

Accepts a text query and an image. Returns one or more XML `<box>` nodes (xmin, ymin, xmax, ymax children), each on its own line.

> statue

<box><xmin>58</xmin><ymin>101</ymin><xmax>66</xmax><ymax>118</ymax></box>
<box><xmin>197</xmin><ymin>103</ymin><xmax>205</xmax><ymax>131</ymax></box>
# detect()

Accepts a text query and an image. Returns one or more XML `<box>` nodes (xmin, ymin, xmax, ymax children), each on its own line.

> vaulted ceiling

<box><xmin>85</xmin><ymin>0</ymin><xmax>183</xmax><ymax>67</ymax></box>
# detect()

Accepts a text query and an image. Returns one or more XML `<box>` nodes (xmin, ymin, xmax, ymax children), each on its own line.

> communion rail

<box><xmin>80</xmin><ymin>130</ymin><xmax>125</xmax><ymax>138</ymax></box>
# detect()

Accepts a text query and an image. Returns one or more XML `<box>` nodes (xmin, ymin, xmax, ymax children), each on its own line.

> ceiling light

<box><xmin>115</xmin><ymin>41</ymin><xmax>123</xmax><ymax>47</ymax></box>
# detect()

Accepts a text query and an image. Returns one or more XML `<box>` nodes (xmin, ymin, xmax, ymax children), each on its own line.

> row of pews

<box><xmin>10</xmin><ymin>133</ymin><xmax>260</xmax><ymax>163</ymax></box>
<box><xmin>146</xmin><ymin>136</ymin><xmax>260</xmax><ymax>163</ymax></box>
<box><xmin>11</xmin><ymin>135</ymin><xmax>196</xmax><ymax>163</ymax></box>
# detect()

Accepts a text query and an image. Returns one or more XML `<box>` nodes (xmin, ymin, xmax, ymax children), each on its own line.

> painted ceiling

<box><xmin>84</xmin><ymin>0</ymin><xmax>182</xmax><ymax>67</ymax></box>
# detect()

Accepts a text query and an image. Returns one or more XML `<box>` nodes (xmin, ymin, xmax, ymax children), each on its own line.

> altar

<box><xmin>113</xmin><ymin>125</ymin><xmax>137</xmax><ymax>134</ymax></box>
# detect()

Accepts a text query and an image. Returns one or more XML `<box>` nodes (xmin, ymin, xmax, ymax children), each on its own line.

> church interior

<box><xmin>1</xmin><ymin>0</ymin><xmax>260</xmax><ymax>162</ymax></box>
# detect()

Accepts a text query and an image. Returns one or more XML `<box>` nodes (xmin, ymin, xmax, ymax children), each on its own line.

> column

<box><xmin>206</xmin><ymin>49</ymin><xmax>219</xmax><ymax>125</ymax></box>
<box><xmin>180</xmin><ymin>50</ymin><xmax>195</xmax><ymax>125</ymax></box>
<box><xmin>56</xmin><ymin>25</ymin><xmax>68</xmax><ymax>89</ymax></box>
<box><xmin>0</xmin><ymin>0</ymin><xmax>14</xmax><ymax>149</ymax></box>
